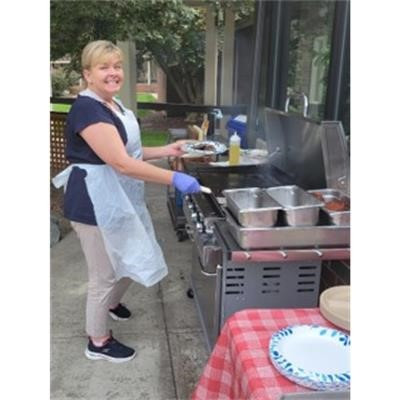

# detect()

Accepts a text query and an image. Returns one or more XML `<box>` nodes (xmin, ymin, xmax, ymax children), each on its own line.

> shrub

<box><xmin>51</xmin><ymin>68</ymin><xmax>81</xmax><ymax>97</ymax></box>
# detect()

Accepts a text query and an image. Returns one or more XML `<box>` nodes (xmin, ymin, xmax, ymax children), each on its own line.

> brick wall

<box><xmin>319</xmin><ymin>260</ymin><xmax>350</xmax><ymax>294</ymax></box>
<box><xmin>136</xmin><ymin>68</ymin><xmax>166</xmax><ymax>101</ymax></box>
<box><xmin>136</xmin><ymin>83</ymin><xmax>159</xmax><ymax>93</ymax></box>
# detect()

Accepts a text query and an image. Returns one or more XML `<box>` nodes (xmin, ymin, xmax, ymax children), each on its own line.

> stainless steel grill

<box><xmin>184</xmin><ymin>178</ymin><xmax>349</xmax><ymax>353</ymax></box>
<box><xmin>180</xmin><ymin>111</ymin><xmax>350</xmax><ymax>352</ymax></box>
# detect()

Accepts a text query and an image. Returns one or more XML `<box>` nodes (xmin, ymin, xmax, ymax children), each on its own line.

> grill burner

<box><xmin>191</xmin><ymin>192</ymin><xmax>225</xmax><ymax>219</ymax></box>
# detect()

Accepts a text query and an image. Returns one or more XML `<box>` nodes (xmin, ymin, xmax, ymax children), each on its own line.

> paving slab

<box><xmin>51</xmin><ymin>232</ymin><xmax>165</xmax><ymax>338</ymax></box>
<box><xmin>51</xmin><ymin>331</ymin><xmax>176</xmax><ymax>400</ymax></box>
<box><xmin>168</xmin><ymin>331</ymin><xmax>210</xmax><ymax>400</ymax></box>
<box><xmin>51</xmin><ymin>231</ymin><xmax>88</xmax><ymax>337</ymax></box>
<box><xmin>160</xmin><ymin>275</ymin><xmax>201</xmax><ymax>332</ymax></box>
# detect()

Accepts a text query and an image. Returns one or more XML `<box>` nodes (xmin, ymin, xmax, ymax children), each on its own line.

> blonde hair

<box><xmin>81</xmin><ymin>40</ymin><xmax>123</xmax><ymax>71</ymax></box>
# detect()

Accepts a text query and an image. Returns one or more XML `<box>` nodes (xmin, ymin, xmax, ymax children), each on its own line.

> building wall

<box><xmin>136</xmin><ymin>65</ymin><xmax>166</xmax><ymax>101</ymax></box>
<box><xmin>136</xmin><ymin>83</ymin><xmax>159</xmax><ymax>93</ymax></box>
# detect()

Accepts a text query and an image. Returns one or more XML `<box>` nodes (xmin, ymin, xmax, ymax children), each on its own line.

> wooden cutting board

<box><xmin>320</xmin><ymin>285</ymin><xmax>350</xmax><ymax>331</ymax></box>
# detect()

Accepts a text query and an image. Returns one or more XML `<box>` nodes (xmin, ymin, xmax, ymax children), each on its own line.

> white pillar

<box><xmin>117</xmin><ymin>40</ymin><xmax>137</xmax><ymax>112</ymax></box>
<box><xmin>147</xmin><ymin>60</ymin><xmax>151</xmax><ymax>85</ymax></box>
<box><xmin>220</xmin><ymin>8</ymin><xmax>235</xmax><ymax>136</ymax></box>
<box><xmin>204</xmin><ymin>4</ymin><xmax>218</xmax><ymax>105</ymax></box>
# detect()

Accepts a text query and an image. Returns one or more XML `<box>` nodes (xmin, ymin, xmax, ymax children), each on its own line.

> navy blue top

<box><xmin>64</xmin><ymin>95</ymin><xmax>128</xmax><ymax>225</ymax></box>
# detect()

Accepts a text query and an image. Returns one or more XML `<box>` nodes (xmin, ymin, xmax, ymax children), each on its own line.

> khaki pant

<box><xmin>71</xmin><ymin>221</ymin><xmax>132</xmax><ymax>337</ymax></box>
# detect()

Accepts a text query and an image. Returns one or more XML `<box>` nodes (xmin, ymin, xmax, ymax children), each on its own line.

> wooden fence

<box><xmin>50</xmin><ymin>112</ymin><xmax>69</xmax><ymax>176</ymax></box>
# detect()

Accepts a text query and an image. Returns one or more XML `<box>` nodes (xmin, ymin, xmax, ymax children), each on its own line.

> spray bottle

<box><xmin>229</xmin><ymin>131</ymin><xmax>241</xmax><ymax>166</ymax></box>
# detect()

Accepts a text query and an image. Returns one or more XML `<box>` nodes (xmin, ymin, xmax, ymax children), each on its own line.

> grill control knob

<box><xmin>191</xmin><ymin>212</ymin><xmax>199</xmax><ymax>222</ymax></box>
<box><xmin>205</xmin><ymin>226</ymin><xmax>214</xmax><ymax>235</ymax></box>
<box><xmin>196</xmin><ymin>222</ymin><xmax>204</xmax><ymax>233</ymax></box>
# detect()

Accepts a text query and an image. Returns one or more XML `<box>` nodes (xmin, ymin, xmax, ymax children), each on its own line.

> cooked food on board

<box><xmin>192</xmin><ymin>143</ymin><xmax>216</xmax><ymax>152</ymax></box>
<box><xmin>181</xmin><ymin>140</ymin><xmax>227</xmax><ymax>155</ymax></box>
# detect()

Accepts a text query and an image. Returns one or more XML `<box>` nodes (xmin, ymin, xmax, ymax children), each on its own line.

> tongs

<box><xmin>200</xmin><ymin>186</ymin><xmax>212</xmax><ymax>194</ymax></box>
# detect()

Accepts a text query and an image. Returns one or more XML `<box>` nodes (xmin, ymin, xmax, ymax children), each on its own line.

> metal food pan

<box><xmin>223</xmin><ymin>187</ymin><xmax>282</xmax><ymax>227</ymax></box>
<box><xmin>267</xmin><ymin>186</ymin><xmax>323</xmax><ymax>227</ymax></box>
<box><xmin>308</xmin><ymin>189</ymin><xmax>350</xmax><ymax>226</ymax></box>
<box><xmin>225</xmin><ymin>209</ymin><xmax>350</xmax><ymax>249</ymax></box>
<box><xmin>328</xmin><ymin>211</ymin><xmax>350</xmax><ymax>226</ymax></box>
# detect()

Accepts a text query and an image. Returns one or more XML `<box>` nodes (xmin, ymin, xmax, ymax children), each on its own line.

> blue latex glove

<box><xmin>172</xmin><ymin>172</ymin><xmax>201</xmax><ymax>194</ymax></box>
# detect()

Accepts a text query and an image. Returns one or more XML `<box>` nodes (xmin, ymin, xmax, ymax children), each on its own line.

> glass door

<box><xmin>286</xmin><ymin>1</ymin><xmax>335</xmax><ymax>120</ymax></box>
<box><xmin>247</xmin><ymin>0</ymin><xmax>350</xmax><ymax>148</ymax></box>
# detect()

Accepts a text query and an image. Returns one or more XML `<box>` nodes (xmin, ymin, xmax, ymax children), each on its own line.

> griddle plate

<box><xmin>191</xmin><ymin>164</ymin><xmax>293</xmax><ymax>197</ymax></box>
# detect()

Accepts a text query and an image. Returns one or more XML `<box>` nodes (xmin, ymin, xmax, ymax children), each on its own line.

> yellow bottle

<box><xmin>229</xmin><ymin>131</ymin><xmax>241</xmax><ymax>166</ymax></box>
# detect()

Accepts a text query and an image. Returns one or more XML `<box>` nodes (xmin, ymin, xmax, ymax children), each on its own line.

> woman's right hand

<box><xmin>172</xmin><ymin>172</ymin><xmax>201</xmax><ymax>194</ymax></box>
<box><xmin>162</xmin><ymin>140</ymin><xmax>189</xmax><ymax>157</ymax></box>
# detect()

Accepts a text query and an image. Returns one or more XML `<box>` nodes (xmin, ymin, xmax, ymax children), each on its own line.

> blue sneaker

<box><xmin>85</xmin><ymin>334</ymin><xmax>136</xmax><ymax>363</ymax></box>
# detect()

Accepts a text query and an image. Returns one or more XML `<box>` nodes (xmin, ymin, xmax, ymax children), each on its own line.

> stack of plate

<box><xmin>269</xmin><ymin>324</ymin><xmax>350</xmax><ymax>391</ymax></box>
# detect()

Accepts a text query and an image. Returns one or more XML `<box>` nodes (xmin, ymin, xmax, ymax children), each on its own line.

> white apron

<box><xmin>52</xmin><ymin>90</ymin><xmax>168</xmax><ymax>287</ymax></box>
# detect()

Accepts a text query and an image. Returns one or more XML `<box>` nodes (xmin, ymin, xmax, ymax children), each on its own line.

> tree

<box><xmin>51</xmin><ymin>0</ymin><xmax>204</xmax><ymax>103</ymax></box>
<box><xmin>51</xmin><ymin>0</ymin><xmax>254</xmax><ymax>103</ymax></box>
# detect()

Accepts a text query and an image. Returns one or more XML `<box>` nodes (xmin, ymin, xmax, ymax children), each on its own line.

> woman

<box><xmin>53</xmin><ymin>40</ymin><xmax>201</xmax><ymax>363</ymax></box>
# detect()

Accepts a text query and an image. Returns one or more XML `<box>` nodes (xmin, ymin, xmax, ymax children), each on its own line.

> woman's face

<box><xmin>84</xmin><ymin>54</ymin><xmax>124</xmax><ymax>99</ymax></box>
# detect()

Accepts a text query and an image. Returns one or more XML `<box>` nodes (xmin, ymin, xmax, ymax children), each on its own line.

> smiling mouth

<box><xmin>105</xmin><ymin>78</ymin><xmax>120</xmax><ymax>84</ymax></box>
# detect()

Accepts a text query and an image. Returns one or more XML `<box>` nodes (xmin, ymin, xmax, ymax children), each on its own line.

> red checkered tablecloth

<box><xmin>191</xmin><ymin>308</ymin><xmax>337</xmax><ymax>400</ymax></box>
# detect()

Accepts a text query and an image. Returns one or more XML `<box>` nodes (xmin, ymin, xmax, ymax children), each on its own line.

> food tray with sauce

<box><xmin>308</xmin><ymin>189</ymin><xmax>350</xmax><ymax>226</ymax></box>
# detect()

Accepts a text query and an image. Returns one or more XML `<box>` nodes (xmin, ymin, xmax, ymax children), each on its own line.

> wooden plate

<box><xmin>319</xmin><ymin>285</ymin><xmax>350</xmax><ymax>331</ymax></box>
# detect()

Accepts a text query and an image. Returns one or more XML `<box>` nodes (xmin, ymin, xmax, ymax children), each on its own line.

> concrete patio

<box><xmin>50</xmin><ymin>161</ymin><xmax>208</xmax><ymax>400</ymax></box>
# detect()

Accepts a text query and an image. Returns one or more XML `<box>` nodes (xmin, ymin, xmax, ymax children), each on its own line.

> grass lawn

<box><xmin>51</xmin><ymin>103</ymin><xmax>71</xmax><ymax>112</ymax></box>
<box><xmin>137</xmin><ymin>93</ymin><xmax>157</xmax><ymax>102</ymax></box>
<box><xmin>137</xmin><ymin>92</ymin><xmax>156</xmax><ymax>119</ymax></box>
<box><xmin>141</xmin><ymin>131</ymin><xmax>169</xmax><ymax>147</ymax></box>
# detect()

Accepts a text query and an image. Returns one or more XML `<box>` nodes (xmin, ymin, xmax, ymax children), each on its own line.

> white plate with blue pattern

<box><xmin>269</xmin><ymin>325</ymin><xmax>350</xmax><ymax>391</ymax></box>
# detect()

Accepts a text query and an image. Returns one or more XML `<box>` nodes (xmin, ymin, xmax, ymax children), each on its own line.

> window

<box><xmin>286</xmin><ymin>1</ymin><xmax>335</xmax><ymax>120</ymax></box>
